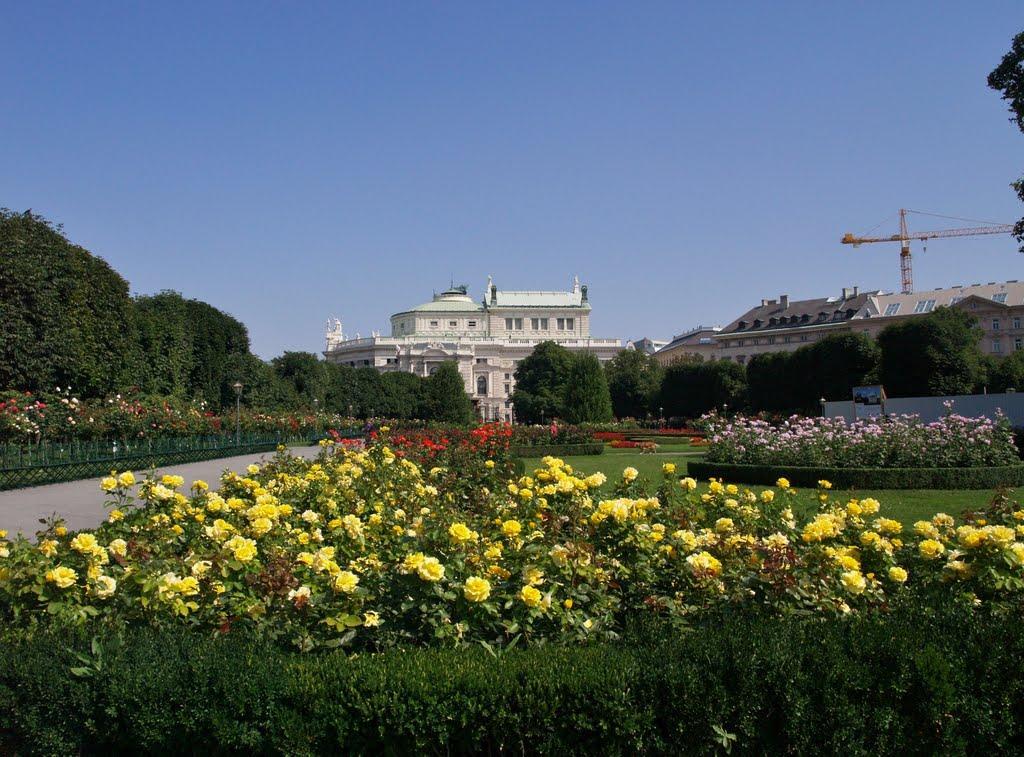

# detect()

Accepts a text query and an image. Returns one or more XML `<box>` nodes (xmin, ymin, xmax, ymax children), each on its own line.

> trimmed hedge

<box><xmin>688</xmin><ymin>460</ymin><xmax>1024</xmax><ymax>490</ymax></box>
<box><xmin>2</xmin><ymin>607</ymin><xmax>1024</xmax><ymax>754</ymax></box>
<box><xmin>511</xmin><ymin>442</ymin><xmax>605</xmax><ymax>458</ymax></box>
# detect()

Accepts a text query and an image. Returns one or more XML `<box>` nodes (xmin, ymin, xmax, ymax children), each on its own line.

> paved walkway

<box><xmin>0</xmin><ymin>446</ymin><xmax>322</xmax><ymax>537</ymax></box>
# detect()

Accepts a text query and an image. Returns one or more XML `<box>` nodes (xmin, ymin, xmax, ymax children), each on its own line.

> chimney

<box><xmin>853</xmin><ymin>286</ymin><xmax>859</xmax><ymax>296</ymax></box>
<box><xmin>780</xmin><ymin>294</ymin><xmax>789</xmax><ymax>309</ymax></box>
<box><xmin>842</xmin><ymin>286</ymin><xmax>854</xmax><ymax>300</ymax></box>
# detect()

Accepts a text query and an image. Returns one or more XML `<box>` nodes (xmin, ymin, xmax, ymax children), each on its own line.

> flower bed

<box><xmin>4</xmin><ymin>435</ymin><xmax>1024</xmax><ymax>652</ymax></box>
<box><xmin>0</xmin><ymin>389</ymin><xmax>339</xmax><ymax>445</ymax></box>
<box><xmin>703</xmin><ymin>412</ymin><xmax>1020</xmax><ymax>468</ymax></box>
<box><xmin>688</xmin><ymin>461</ymin><xmax>1024</xmax><ymax>490</ymax></box>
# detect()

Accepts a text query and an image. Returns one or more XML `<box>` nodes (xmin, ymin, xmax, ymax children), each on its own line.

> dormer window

<box><xmin>800</xmin><ymin>314</ymin><xmax>810</xmax><ymax>323</ymax></box>
<box><xmin>818</xmin><ymin>312</ymin><xmax>828</xmax><ymax>321</ymax></box>
<box><xmin>753</xmin><ymin>319</ymin><xmax>762</xmax><ymax>328</ymax></box>
<box><xmin>845</xmin><ymin>309</ymin><xmax>856</xmax><ymax>318</ymax></box>
<box><xmin>737</xmin><ymin>320</ymin><xmax>747</xmax><ymax>330</ymax></box>
<box><xmin>769</xmin><ymin>317</ymin><xmax>777</xmax><ymax>326</ymax></box>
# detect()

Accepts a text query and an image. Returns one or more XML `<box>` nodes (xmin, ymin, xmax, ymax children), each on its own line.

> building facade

<box><xmin>653</xmin><ymin>326</ymin><xmax>722</xmax><ymax>365</ymax></box>
<box><xmin>324</xmin><ymin>277</ymin><xmax>622</xmax><ymax>421</ymax></box>
<box><xmin>673</xmin><ymin>281</ymin><xmax>1024</xmax><ymax>365</ymax></box>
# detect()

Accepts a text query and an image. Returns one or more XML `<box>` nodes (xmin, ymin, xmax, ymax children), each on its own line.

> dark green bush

<box><xmin>511</xmin><ymin>442</ymin><xmax>605</xmax><ymax>458</ymax></box>
<box><xmin>688</xmin><ymin>461</ymin><xmax>1024</xmax><ymax>490</ymax></box>
<box><xmin>3</xmin><ymin>606</ymin><xmax>1024</xmax><ymax>754</ymax></box>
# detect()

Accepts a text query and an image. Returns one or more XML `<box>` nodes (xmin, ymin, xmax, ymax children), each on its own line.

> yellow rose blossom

<box><xmin>46</xmin><ymin>566</ymin><xmax>77</xmax><ymax>589</ymax></box>
<box><xmin>502</xmin><ymin>520</ymin><xmax>522</xmax><ymax>537</ymax></box>
<box><xmin>333</xmin><ymin>571</ymin><xmax>360</xmax><ymax>593</ymax></box>
<box><xmin>117</xmin><ymin>471</ymin><xmax>135</xmax><ymax>488</ymax></box>
<box><xmin>416</xmin><ymin>556</ymin><xmax>445</xmax><ymax>582</ymax></box>
<box><xmin>101</xmin><ymin>476</ymin><xmax>118</xmax><ymax>492</ymax></box>
<box><xmin>463</xmin><ymin>576</ymin><xmax>491</xmax><ymax>602</ymax></box>
<box><xmin>918</xmin><ymin>539</ymin><xmax>945</xmax><ymax>559</ymax></box>
<box><xmin>841</xmin><ymin>570</ymin><xmax>866</xmax><ymax>594</ymax></box>
<box><xmin>519</xmin><ymin>585</ymin><xmax>543</xmax><ymax>607</ymax></box>
<box><xmin>888</xmin><ymin>566</ymin><xmax>908</xmax><ymax>583</ymax></box>
<box><xmin>662</xmin><ymin>463</ymin><xmax>676</xmax><ymax>475</ymax></box>
<box><xmin>93</xmin><ymin>575</ymin><xmax>117</xmax><ymax>599</ymax></box>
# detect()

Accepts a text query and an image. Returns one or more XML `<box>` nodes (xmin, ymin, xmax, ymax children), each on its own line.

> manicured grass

<box><xmin>519</xmin><ymin>449</ymin><xmax>1024</xmax><ymax>526</ymax></box>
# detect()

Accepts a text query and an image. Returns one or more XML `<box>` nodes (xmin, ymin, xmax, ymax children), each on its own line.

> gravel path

<box><xmin>0</xmin><ymin>446</ymin><xmax>322</xmax><ymax>537</ymax></box>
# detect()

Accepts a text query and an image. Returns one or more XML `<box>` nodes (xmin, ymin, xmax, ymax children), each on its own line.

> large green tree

<box><xmin>272</xmin><ymin>351</ymin><xmax>328</xmax><ymax>408</ymax></box>
<box><xmin>0</xmin><ymin>209</ymin><xmax>141</xmax><ymax>396</ymax></box>
<box><xmin>422</xmin><ymin>362</ymin><xmax>474</xmax><ymax>423</ymax></box>
<box><xmin>877</xmin><ymin>308</ymin><xmax>985</xmax><ymax>397</ymax></box>
<box><xmin>658</xmin><ymin>360</ymin><xmax>747</xmax><ymax>420</ymax></box>
<box><xmin>746</xmin><ymin>333</ymin><xmax>879</xmax><ymax>414</ymax></box>
<box><xmin>989</xmin><ymin>31</ymin><xmax>1024</xmax><ymax>252</ymax></box>
<box><xmin>605</xmin><ymin>349</ymin><xmax>663</xmax><ymax>420</ymax></box>
<box><xmin>134</xmin><ymin>291</ymin><xmax>250</xmax><ymax>403</ymax></box>
<box><xmin>511</xmin><ymin>341</ymin><xmax>574</xmax><ymax>424</ymax></box>
<box><xmin>563</xmin><ymin>353</ymin><xmax>614</xmax><ymax>423</ymax></box>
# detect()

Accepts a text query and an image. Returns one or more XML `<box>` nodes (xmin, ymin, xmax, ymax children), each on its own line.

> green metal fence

<box><xmin>0</xmin><ymin>432</ymin><xmax>359</xmax><ymax>492</ymax></box>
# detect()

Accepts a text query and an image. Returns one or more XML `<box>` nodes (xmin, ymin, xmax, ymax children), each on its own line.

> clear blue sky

<box><xmin>3</xmin><ymin>3</ymin><xmax>1023</xmax><ymax>358</ymax></box>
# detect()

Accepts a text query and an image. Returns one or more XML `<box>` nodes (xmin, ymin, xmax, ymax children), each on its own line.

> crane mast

<box><xmin>841</xmin><ymin>209</ymin><xmax>1014</xmax><ymax>294</ymax></box>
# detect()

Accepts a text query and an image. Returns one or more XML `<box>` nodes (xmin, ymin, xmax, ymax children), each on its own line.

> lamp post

<box><xmin>659</xmin><ymin>406</ymin><xmax>664</xmax><ymax>427</ymax></box>
<box><xmin>232</xmin><ymin>382</ymin><xmax>243</xmax><ymax>445</ymax></box>
<box><xmin>313</xmin><ymin>398</ymin><xmax>319</xmax><ymax>441</ymax></box>
<box><xmin>722</xmin><ymin>403</ymin><xmax>728</xmax><ymax>418</ymax></box>
<box><xmin>819</xmin><ymin>397</ymin><xmax>827</xmax><ymax>418</ymax></box>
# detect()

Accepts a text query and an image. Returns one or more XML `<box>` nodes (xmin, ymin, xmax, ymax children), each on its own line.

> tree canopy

<box><xmin>877</xmin><ymin>308</ymin><xmax>985</xmax><ymax>397</ymax></box>
<box><xmin>989</xmin><ymin>31</ymin><xmax>1024</xmax><ymax>252</ymax></box>
<box><xmin>511</xmin><ymin>341</ymin><xmax>574</xmax><ymax>424</ymax></box>
<box><xmin>605</xmin><ymin>349</ymin><xmax>663</xmax><ymax>420</ymax></box>
<box><xmin>563</xmin><ymin>353</ymin><xmax>614</xmax><ymax>423</ymax></box>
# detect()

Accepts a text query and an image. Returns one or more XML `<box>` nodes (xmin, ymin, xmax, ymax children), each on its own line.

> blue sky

<box><xmin>3</xmin><ymin>2</ymin><xmax>1023</xmax><ymax>358</ymax></box>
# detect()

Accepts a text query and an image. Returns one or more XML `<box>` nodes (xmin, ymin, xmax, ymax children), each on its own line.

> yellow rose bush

<box><xmin>3</xmin><ymin>437</ymin><xmax>1024</xmax><ymax>651</ymax></box>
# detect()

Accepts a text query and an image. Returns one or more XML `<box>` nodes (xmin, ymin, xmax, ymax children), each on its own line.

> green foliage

<box><xmin>562</xmin><ymin>353</ymin><xmax>613</xmax><ymax>424</ymax></box>
<box><xmin>658</xmin><ymin>360</ymin><xmax>747</xmax><ymax>419</ymax></box>
<box><xmin>988</xmin><ymin>31</ymin><xmax>1024</xmax><ymax>252</ymax></box>
<box><xmin>688</xmin><ymin>461</ymin><xmax>1024</xmax><ymax>490</ymax></box>
<box><xmin>0</xmin><ymin>209</ymin><xmax>141</xmax><ymax>396</ymax></box>
<box><xmin>877</xmin><ymin>308</ymin><xmax>985</xmax><ymax>397</ymax></box>
<box><xmin>272</xmin><ymin>351</ymin><xmax>327</xmax><ymax>407</ymax></box>
<box><xmin>509</xmin><ymin>442</ymin><xmax>605</xmax><ymax>457</ymax></box>
<box><xmin>747</xmin><ymin>333</ymin><xmax>879</xmax><ymax>413</ymax></box>
<box><xmin>605</xmin><ymin>349</ymin><xmax>664</xmax><ymax>420</ymax></box>
<box><xmin>4</xmin><ymin>606</ymin><xmax>1024</xmax><ymax>753</ymax></box>
<box><xmin>134</xmin><ymin>291</ymin><xmax>250</xmax><ymax>402</ymax></box>
<box><xmin>423</xmin><ymin>362</ymin><xmax>475</xmax><ymax>423</ymax></box>
<box><xmin>512</xmin><ymin>341</ymin><xmax>574</xmax><ymax>423</ymax></box>
<box><xmin>988</xmin><ymin>349</ymin><xmax>1024</xmax><ymax>393</ymax></box>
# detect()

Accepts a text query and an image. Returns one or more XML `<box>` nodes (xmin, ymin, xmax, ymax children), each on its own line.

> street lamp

<box><xmin>232</xmin><ymin>382</ymin><xmax>243</xmax><ymax>445</ymax></box>
<box><xmin>313</xmin><ymin>398</ymin><xmax>319</xmax><ymax>441</ymax></box>
<box><xmin>819</xmin><ymin>397</ymin><xmax>827</xmax><ymax>417</ymax></box>
<box><xmin>722</xmin><ymin>403</ymin><xmax>728</xmax><ymax>417</ymax></box>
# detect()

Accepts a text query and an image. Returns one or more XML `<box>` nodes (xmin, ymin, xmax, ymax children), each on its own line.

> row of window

<box><xmin>992</xmin><ymin>338</ymin><xmax>1024</xmax><ymax>354</ymax></box>
<box><xmin>427</xmin><ymin>319</ymin><xmax>479</xmax><ymax>329</ymax></box>
<box><xmin>504</xmin><ymin>317</ymin><xmax>575</xmax><ymax>332</ymax></box>
<box><xmin>991</xmin><ymin>318</ymin><xmax>1023</xmax><ymax>330</ymax></box>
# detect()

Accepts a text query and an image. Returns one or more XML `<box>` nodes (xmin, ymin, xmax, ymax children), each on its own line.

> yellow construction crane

<box><xmin>841</xmin><ymin>208</ymin><xmax>1015</xmax><ymax>294</ymax></box>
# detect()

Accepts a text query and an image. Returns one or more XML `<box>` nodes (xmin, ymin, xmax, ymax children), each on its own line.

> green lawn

<box><xmin>519</xmin><ymin>448</ymin><xmax>1023</xmax><ymax>526</ymax></box>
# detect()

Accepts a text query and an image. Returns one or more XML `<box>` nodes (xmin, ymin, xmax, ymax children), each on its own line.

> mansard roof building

<box><xmin>324</xmin><ymin>277</ymin><xmax>622</xmax><ymax>421</ymax></box>
<box><xmin>676</xmin><ymin>281</ymin><xmax>1024</xmax><ymax>365</ymax></box>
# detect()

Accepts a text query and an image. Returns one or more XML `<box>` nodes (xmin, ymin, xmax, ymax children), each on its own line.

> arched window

<box><xmin>476</xmin><ymin>375</ymin><xmax>488</xmax><ymax>396</ymax></box>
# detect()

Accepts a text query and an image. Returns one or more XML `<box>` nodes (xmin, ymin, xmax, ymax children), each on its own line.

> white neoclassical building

<box><xmin>324</xmin><ymin>277</ymin><xmax>623</xmax><ymax>421</ymax></box>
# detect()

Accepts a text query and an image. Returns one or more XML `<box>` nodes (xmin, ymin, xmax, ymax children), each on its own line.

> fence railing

<box><xmin>0</xmin><ymin>430</ymin><xmax>362</xmax><ymax>492</ymax></box>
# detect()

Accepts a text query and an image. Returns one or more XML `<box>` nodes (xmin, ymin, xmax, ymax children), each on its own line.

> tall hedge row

<box><xmin>3</xmin><ymin>606</ymin><xmax>1024</xmax><ymax>754</ymax></box>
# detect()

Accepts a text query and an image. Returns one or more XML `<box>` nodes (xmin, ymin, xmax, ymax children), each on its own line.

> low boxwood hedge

<box><xmin>2</xmin><ymin>606</ymin><xmax>1024</xmax><ymax>754</ymax></box>
<box><xmin>688</xmin><ymin>460</ymin><xmax>1024</xmax><ymax>489</ymax></box>
<box><xmin>511</xmin><ymin>442</ymin><xmax>605</xmax><ymax>458</ymax></box>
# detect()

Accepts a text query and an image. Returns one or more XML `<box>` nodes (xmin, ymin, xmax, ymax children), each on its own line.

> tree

<box><xmin>988</xmin><ymin>350</ymin><xmax>1024</xmax><ymax>393</ymax></box>
<box><xmin>380</xmin><ymin>371</ymin><xmax>426</xmax><ymax>419</ymax></box>
<box><xmin>563</xmin><ymin>353</ymin><xmax>613</xmax><ymax>423</ymax></box>
<box><xmin>745</xmin><ymin>352</ymin><xmax>793</xmax><ymax>413</ymax></box>
<box><xmin>422</xmin><ymin>362</ymin><xmax>474</xmax><ymax>423</ymax></box>
<box><xmin>272</xmin><ymin>351</ymin><xmax>328</xmax><ymax>408</ymax></box>
<box><xmin>134</xmin><ymin>291</ymin><xmax>250</xmax><ymax>403</ymax></box>
<box><xmin>877</xmin><ymin>308</ymin><xmax>985</xmax><ymax>397</ymax></box>
<box><xmin>658</xmin><ymin>360</ymin><xmax>747</xmax><ymax>420</ymax></box>
<box><xmin>0</xmin><ymin>209</ymin><xmax>141</xmax><ymax>396</ymax></box>
<box><xmin>988</xmin><ymin>31</ymin><xmax>1024</xmax><ymax>252</ymax></box>
<box><xmin>511</xmin><ymin>341</ymin><xmax>574</xmax><ymax>424</ymax></box>
<box><xmin>605</xmin><ymin>349</ymin><xmax>663</xmax><ymax>419</ymax></box>
<box><xmin>221</xmin><ymin>353</ymin><xmax>297</xmax><ymax>409</ymax></box>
